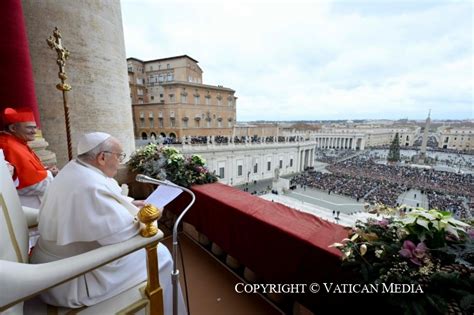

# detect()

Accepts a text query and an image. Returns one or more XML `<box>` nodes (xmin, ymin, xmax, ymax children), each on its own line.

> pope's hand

<box><xmin>132</xmin><ymin>200</ymin><xmax>146</xmax><ymax>208</ymax></box>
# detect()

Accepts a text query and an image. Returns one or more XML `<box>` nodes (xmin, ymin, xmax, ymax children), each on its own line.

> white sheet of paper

<box><xmin>145</xmin><ymin>184</ymin><xmax>183</xmax><ymax>209</ymax></box>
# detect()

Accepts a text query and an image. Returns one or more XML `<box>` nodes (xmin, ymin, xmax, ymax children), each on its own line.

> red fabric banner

<box><xmin>0</xmin><ymin>0</ymin><xmax>40</xmax><ymax>129</ymax></box>
<box><xmin>166</xmin><ymin>183</ymin><xmax>354</xmax><ymax>310</ymax></box>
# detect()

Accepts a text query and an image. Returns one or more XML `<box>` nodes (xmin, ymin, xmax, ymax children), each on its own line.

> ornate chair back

<box><xmin>0</xmin><ymin>150</ymin><xmax>29</xmax><ymax>263</ymax></box>
<box><xmin>0</xmin><ymin>150</ymin><xmax>30</xmax><ymax>313</ymax></box>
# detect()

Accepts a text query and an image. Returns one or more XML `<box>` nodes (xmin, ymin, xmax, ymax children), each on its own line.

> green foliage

<box><xmin>330</xmin><ymin>207</ymin><xmax>474</xmax><ymax>314</ymax></box>
<box><xmin>387</xmin><ymin>132</ymin><xmax>401</xmax><ymax>162</ymax></box>
<box><xmin>127</xmin><ymin>144</ymin><xmax>218</xmax><ymax>187</ymax></box>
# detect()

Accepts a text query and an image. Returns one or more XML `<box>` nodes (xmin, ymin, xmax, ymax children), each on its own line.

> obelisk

<box><xmin>419</xmin><ymin>110</ymin><xmax>431</xmax><ymax>163</ymax></box>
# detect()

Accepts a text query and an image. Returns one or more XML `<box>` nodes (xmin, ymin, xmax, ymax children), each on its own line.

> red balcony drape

<box><xmin>166</xmin><ymin>183</ymin><xmax>352</xmax><ymax>310</ymax></box>
<box><xmin>0</xmin><ymin>0</ymin><xmax>40</xmax><ymax>129</ymax></box>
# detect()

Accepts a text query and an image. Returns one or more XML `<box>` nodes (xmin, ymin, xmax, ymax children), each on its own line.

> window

<box><xmin>217</xmin><ymin>98</ymin><xmax>222</xmax><ymax>106</ymax></box>
<box><xmin>254</xmin><ymin>163</ymin><xmax>258</xmax><ymax>173</ymax></box>
<box><xmin>170</xmin><ymin>118</ymin><xmax>175</xmax><ymax>127</ymax></box>
<box><xmin>158</xmin><ymin>118</ymin><xmax>163</xmax><ymax>128</ymax></box>
<box><xmin>267</xmin><ymin>161</ymin><xmax>271</xmax><ymax>171</ymax></box>
<box><xmin>167</xmin><ymin>64</ymin><xmax>171</xmax><ymax>69</ymax></box>
<box><xmin>218</xmin><ymin>120</ymin><xmax>222</xmax><ymax>128</ymax></box>
<box><xmin>228</xmin><ymin>121</ymin><xmax>232</xmax><ymax>128</ymax></box>
<box><xmin>151</xmin><ymin>96</ymin><xmax>154</xmax><ymax>101</ymax></box>
<box><xmin>195</xmin><ymin>120</ymin><xmax>200</xmax><ymax>128</ymax></box>
<box><xmin>183</xmin><ymin>120</ymin><xmax>188</xmax><ymax>128</ymax></box>
<box><xmin>167</xmin><ymin>73</ymin><xmax>173</xmax><ymax>81</ymax></box>
<box><xmin>169</xmin><ymin>94</ymin><xmax>175</xmax><ymax>102</ymax></box>
<box><xmin>194</xmin><ymin>96</ymin><xmax>200</xmax><ymax>105</ymax></box>
<box><xmin>238</xmin><ymin>165</ymin><xmax>243</xmax><ymax>176</ymax></box>
<box><xmin>159</xmin><ymin>74</ymin><xmax>164</xmax><ymax>82</ymax></box>
<box><xmin>149</xmin><ymin>118</ymin><xmax>154</xmax><ymax>128</ymax></box>
<box><xmin>290</xmin><ymin>159</ymin><xmax>293</xmax><ymax>167</ymax></box>
<box><xmin>140</xmin><ymin>119</ymin><xmax>145</xmax><ymax>128</ymax></box>
<box><xmin>219</xmin><ymin>167</ymin><xmax>225</xmax><ymax>179</ymax></box>
<box><xmin>205</xmin><ymin>97</ymin><xmax>210</xmax><ymax>105</ymax></box>
<box><xmin>181</xmin><ymin>94</ymin><xmax>187</xmax><ymax>103</ymax></box>
<box><xmin>279</xmin><ymin>160</ymin><xmax>283</xmax><ymax>169</ymax></box>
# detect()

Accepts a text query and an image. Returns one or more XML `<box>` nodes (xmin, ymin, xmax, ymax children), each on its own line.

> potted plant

<box><xmin>331</xmin><ymin>207</ymin><xmax>473</xmax><ymax>314</ymax></box>
<box><xmin>127</xmin><ymin>144</ymin><xmax>218</xmax><ymax>188</ymax></box>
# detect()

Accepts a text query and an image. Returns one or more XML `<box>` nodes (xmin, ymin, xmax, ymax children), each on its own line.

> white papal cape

<box><xmin>30</xmin><ymin>160</ymin><xmax>185</xmax><ymax>314</ymax></box>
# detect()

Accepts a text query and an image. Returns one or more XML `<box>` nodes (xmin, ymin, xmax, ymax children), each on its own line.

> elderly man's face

<box><xmin>9</xmin><ymin>122</ymin><xmax>37</xmax><ymax>142</ymax></box>
<box><xmin>98</xmin><ymin>138</ymin><xmax>124</xmax><ymax>178</ymax></box>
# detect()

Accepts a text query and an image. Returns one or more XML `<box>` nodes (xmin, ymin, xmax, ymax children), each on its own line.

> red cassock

<box><xmin>0</xmin><ymin>132</ymin><xmax>47</xmax><ymax>189</ymax></box>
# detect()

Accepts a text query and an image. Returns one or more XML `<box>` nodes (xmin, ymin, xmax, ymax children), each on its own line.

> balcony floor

<box><xmin>161</xmin><ymin>233</ymin><xmax>283</xmax><ymax>315</ymax></box>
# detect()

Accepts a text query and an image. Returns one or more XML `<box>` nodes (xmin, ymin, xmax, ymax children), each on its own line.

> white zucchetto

<box><xmin>77</xmin><ymin>132</ymin><xmax>112</xmax><ymax>155</ymax></box>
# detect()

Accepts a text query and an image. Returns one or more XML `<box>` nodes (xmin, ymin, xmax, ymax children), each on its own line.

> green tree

<box><xmin>387</xmin><ymin>133</ymin><xmax>401</xmax><ymax>162</ymax></box>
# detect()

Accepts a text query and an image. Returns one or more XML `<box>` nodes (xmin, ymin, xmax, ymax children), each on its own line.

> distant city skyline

<box><xmin>122</xmin><ymin>0</ymin><xmax>473</xmax><ymax>121</ymax></box>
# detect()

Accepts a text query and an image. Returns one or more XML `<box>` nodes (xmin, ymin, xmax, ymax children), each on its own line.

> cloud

<box><xmin>122</xmin><ymin>0</ymin><xmax>473</xmax><ymax>121</ymax></box>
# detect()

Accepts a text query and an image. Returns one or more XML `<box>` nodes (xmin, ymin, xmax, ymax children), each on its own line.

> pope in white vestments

<box><xmin>30</xmin><ymin>132</ymin><xmax>186</xmax><ymax>315</ymax></box>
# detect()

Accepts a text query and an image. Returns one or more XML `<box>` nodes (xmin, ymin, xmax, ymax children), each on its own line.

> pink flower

<box><xmin>375</xmin><ymin>218</ymin><xmax>389</xmax><ymax>227</ymax></box>
<box><xmin>195</xmin><ymin>166</ymin><xmax>206</xmax><ymax>173</ymax></box>
<box><xmin>399</xmin><ymin>240</ymin><xmax>427</xmax><ymax>266</ymax></box>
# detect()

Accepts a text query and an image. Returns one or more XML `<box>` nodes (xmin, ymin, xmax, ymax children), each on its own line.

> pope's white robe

<box><xmin>30</xmin><ymin>160</ymin><xmax>185</xmax><ymax>314</ymax></box>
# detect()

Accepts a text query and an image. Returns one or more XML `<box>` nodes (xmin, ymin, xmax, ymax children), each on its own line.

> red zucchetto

<box><xmin>3</xmin><ymin>107</ymin><xmax>36</xmax><ymax>125</ymax></box>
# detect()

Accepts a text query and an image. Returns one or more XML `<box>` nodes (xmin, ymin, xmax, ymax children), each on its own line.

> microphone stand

<box><xmin>136</xmin><ymin>175</ymin><xmax>195</xmax><ymax>315</ymax></box>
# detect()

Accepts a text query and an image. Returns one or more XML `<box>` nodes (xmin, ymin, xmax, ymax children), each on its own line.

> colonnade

<box><xmin>314</xmin><ymin>136</ymin><xmax>365</xmax><ymax>150</ymax></box>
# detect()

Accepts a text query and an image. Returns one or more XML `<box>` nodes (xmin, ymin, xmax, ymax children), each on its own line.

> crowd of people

<box><xmin>291</xmin><ymin>171</ymin><xmax>404</xmax><ymax>207</ymax></box>
<box><xmin>291</xmin><ymin>154</ymin><xmax>473</xmax><ymax>215</ymax></box>
<box><xmin>426</xmin><ymin>191</ymin><xmax>466</xmax><ymax>215</ymax></box>
<box><xmin>168</xmin><ymin>135</ymin><xmax>308</xmax><ymax>145</ymax></box>
<box><xmin>371</xmin><ymin>144</ymin><xmax>474</xmax><ymax>156</ymax></box>
<box><xmin>329</xmin><ymin>157</ymin><xmax>473</xmax><ymax>198</ymax></box>
<box><xmin>314</xmin><ymin>149</ymin><xmax>356</xmax><ymax>164</ymax></box>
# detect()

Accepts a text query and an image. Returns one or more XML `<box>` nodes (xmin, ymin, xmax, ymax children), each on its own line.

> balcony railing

<box><xmin>158</xmin><ymin>183</ymin><xmax>349</xmax><ymax>313</ymax></box>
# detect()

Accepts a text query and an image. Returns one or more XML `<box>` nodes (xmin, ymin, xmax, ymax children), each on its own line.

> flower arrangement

<box><xmin>127</xmin><ymin>144</ymin><xmax>218</xmax><ymax>187</ymax></box>
<box><xmin>331</xmin><ymin>207</ymin><xmax>473</xmax><ymax>314</ymax></box>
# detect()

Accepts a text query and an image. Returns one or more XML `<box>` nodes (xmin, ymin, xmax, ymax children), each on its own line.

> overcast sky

<box><xmin>121</xmin><ymin>0</ymin><xmax>472</xmax><ymax>122</ymax></box>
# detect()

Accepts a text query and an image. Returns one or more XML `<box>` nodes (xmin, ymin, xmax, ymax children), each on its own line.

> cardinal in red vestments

<box><xmin>0</xmin><ymin>107</ymin><xmax>58</xmax><ymax>208</ymax></box>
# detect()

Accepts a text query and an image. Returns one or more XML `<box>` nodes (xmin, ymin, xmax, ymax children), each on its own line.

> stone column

<box><xmin>23</xmin><ymin>0</ymin><xmax>135</xmax><ymax>166</ymax></box>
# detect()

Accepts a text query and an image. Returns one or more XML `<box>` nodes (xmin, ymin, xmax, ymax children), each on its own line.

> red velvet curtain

<box><xmin>0</xmin><ymin>0</ymin><xmax>40</xmax><ymax>129</ymax></box>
